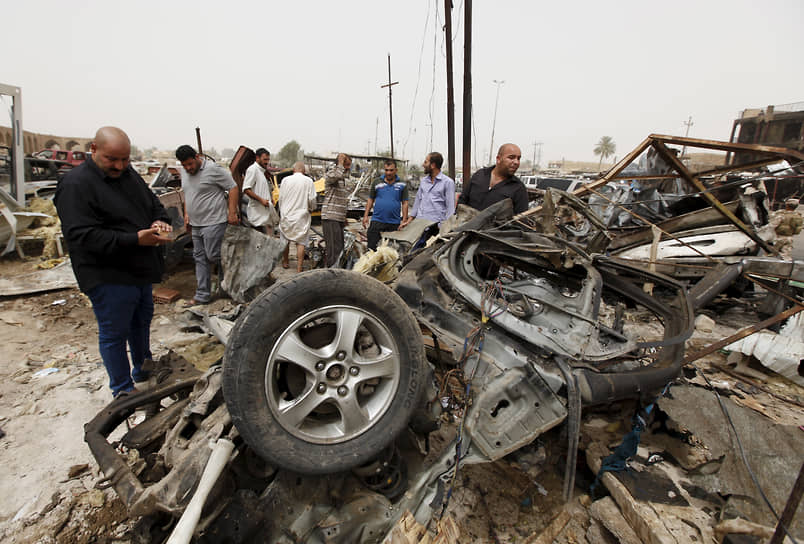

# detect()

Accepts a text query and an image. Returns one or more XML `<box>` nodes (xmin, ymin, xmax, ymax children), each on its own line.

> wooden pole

<box><xmin>380</xmin><ymin>54</ymin><xmax>399</xmax><ymax>159</ymax></box>
<box><xmin>444</xmin><ymin>0</ymin><xmax>456</xmax><ymax>179</ymax></box>
<box><xmin>462</xmin><ymin>0</ymin><xmax>472</xmax><ymax>185</ymax></box>
<box><xmin>195</xmin><ymin>127</ymin><xmax>203</xmax><ymax>155</ymax></box>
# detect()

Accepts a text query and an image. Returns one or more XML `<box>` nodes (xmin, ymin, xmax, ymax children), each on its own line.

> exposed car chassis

<box><xmin>85</xmin><ymin>193</ymin><xmax>802</xmax><ymax>543</ymax></box>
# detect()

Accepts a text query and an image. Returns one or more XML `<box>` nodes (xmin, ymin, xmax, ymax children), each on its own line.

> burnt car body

<box><xmin>84</xmin><ymin>137</ymin><xmax>804</xmax><ymax>543</ymax></box>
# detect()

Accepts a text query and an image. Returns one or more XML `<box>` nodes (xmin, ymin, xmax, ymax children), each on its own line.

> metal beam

<box><xmin>684</xmin><ymin>304</ymin><xmax>803</xmax><ymax>364</ymax></box>
<box><xmin>651</xmin><ymin>140</ymin><xmax>778</xmax><ymax>256</ymax></box>
<box><xmin>693</xmin><ymin>157</ymin><xmax>782</xmax><ymax>178</ymax></box>
<box><xmin>650</xmin><ymin>133</ymin><xmax>804</xmax><ymax>163</ymax></box>
<box><xmin>0</xmin><ymin>83</ymin><xmax>25</xmax><ymax>206</ymax></box>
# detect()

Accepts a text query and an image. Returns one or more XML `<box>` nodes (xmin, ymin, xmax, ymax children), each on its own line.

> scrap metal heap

<box><xmin>84</xmin><ymin>135</ymin><xmax>804</xmax><ymax>543</ymax></box>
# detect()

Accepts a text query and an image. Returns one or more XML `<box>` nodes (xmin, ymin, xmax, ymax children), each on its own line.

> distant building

<box><xmin>0</xmin><ymin>127</ymin><xmax>91</xmax><ymax>154</ymax></box>
<box><xmin>729</xmin><ymin>102</ymin><xmax>804</xmax><ymax>164</ymax></box>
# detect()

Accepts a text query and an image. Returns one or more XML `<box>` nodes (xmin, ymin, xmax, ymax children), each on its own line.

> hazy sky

<box><xmin>2</xmin><ymin>0</ymin><xmax>803</xmax><ymax>167</ymax></box>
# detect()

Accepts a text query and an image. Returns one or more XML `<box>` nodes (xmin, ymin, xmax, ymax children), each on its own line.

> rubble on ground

<box><xmin>1</xmin><ymin>135</ymin><xmax>803</xmax><ymax>543</ymax></box>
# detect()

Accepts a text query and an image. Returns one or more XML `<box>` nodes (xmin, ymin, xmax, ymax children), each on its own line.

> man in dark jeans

<box><xmin>362</xmin><ymin>160</ymin><xmax>409</xmax><ymax>250</ymax></box>
<box><xmin>55</xmin><ymin>126</ymin><xmax>172</xmax><ymax>397</ymax></box>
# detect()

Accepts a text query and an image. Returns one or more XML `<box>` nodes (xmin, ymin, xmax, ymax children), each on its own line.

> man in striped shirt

<box><xmin>321</xmin><ymin>153</ymin><xmax>352</xmax><ymax>267</ymax></box>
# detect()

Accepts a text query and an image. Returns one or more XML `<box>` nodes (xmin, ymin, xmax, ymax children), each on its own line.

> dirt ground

<box><xmin>0</xmin><ymin>237</ymin><xmax>331</xmax><ymax>542</ymax></box>
<box><xmin>1</xmin><ymin>239</ymin><xmax>803</xmax><ymax>543</ymax></box>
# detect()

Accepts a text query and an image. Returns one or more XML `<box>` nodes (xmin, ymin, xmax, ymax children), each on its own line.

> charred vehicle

<box><xmin>85</xmin><ymin>138</ymin><xmax>804</xmax><ymax>543</ymax></box>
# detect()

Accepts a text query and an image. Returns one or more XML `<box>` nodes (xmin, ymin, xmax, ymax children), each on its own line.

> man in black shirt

<box><xmin>55</xmin><ymin>126</ymin><xmax>172</xmax><ymax>397</ymax></box>
<box><xmin>458</xmin><ymin>143</ymin><xmax>528</xmax><ymax>214</ymax></box>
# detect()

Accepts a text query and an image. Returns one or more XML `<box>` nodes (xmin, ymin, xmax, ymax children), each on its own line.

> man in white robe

<box><xmin>279</xmin><ymin>161</ymin><xmax>317</xmax><ymax>272</ymax></box>
<box><xmin>242</xmin><ymin>148</ymin><xmax>276</xmax><ymax>235</ymax></box>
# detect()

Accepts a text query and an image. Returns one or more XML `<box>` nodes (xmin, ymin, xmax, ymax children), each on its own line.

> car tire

<box><xmin>223</xmin><ymin>269</ymin><xmax>426</xmax><ymax>474</ymax></box>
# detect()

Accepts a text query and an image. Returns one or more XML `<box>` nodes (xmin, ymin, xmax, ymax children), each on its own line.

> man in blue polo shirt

<box><xmin>362</xmin><ymin>160</ymin><xmax>409</xmax><ymax>250</ymax></box>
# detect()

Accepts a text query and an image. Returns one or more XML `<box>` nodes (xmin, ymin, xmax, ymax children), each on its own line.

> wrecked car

<box><xmin>533</xmin><ymin>134</ymin><xmax>804</xmax><ymax>282</ymax></box>
<box><xmin>84</xmin><ymin>137</ymin><xmax>804</xmax><ymax>543</ymax></box>
<box><xmin>86</xmin><ymin>194</ymin><xmax>701</xmax><ymax>542</ymax></box>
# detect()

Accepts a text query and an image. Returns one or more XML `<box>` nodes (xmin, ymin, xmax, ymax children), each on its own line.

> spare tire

<box><xmin>223</xmin><ymin>269</ymin><xmax>426</xmax><ymax>474</ymax></box>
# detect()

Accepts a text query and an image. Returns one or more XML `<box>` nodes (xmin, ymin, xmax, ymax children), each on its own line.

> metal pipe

<box><xmin>166</xmin><ymin>438</ymin><xmax>235</xmax><ymax>544</ymax></box>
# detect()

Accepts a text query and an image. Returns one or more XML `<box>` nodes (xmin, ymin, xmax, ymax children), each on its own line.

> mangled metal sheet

<box><xmin>726</xmin><ymin>311</ymin><xmax>804</xmax><ymax>387</ymax></box>
<box><xmin>615</xmin><ymin>224</ymin><xmax>775</xmax><ymax>260</ymax></box>
<box><xmin>0</xmin><ymin>259</ymin><xmax>77</xmax><ymax>296</ymax></box>
<box><xmin>220</xmin><ymin>224</ymin><xmax>284</xmax><ymax>303</ymax></box>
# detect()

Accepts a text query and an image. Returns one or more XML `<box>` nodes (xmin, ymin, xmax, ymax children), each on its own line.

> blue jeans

<box><xmin>191</xmin><ymin>223</ymin><xmax>228</xmax><ymax>303</ymax></box>
<box><xmin>87</xmin><ymin>283</ymin><xmax>154</xmax><ymax>396</ymax></box>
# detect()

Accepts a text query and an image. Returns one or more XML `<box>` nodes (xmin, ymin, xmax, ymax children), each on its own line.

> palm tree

<box><xmin>594</xmin><ymin>136</ymin><xmax>616</xmax><ymax>172</ymax></box>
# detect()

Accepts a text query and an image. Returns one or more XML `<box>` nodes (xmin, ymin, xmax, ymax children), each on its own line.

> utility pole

<box><xmin>444</xmin><ymin>0</ymin><xmax>456</xmax><ymax>179</ymax></box>
<box><xmin>195</xmin><ymin>127</ymin><xmax>203</xmax><ymax>155</ymax></box>
<box><xmin>488</xmin><ymin>79</ymin><xmax>504</xmax><ymax>165</ymax></box>
<box><xmin>682</xmin><ymin>116</ymin><xmax>693</xmax><ymax>156</ymax></box>
<box><xmin>462</xmin><ymin>0</ymin><xmax>472</xmax><ymax>184</ymax></box>
<box><xmin>532</xmin><ymin>141</ymin><xmax>543</xmax><ymax>173</ymax></box>
<box><xmin>380</xmin><ymin>54</ymin><xmax>399</xmax><ymax>159</ymax></box>
<box><xmin>375</xmin><ymin>117</ymin><xmax>379</xmax><ymax>155</ymax></box>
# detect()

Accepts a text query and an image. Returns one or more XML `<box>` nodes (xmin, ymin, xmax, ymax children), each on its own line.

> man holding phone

<box><xmin>56</xmin><ymin>126</ymin><xmax>172</xmax><ymax>397</ymax></box>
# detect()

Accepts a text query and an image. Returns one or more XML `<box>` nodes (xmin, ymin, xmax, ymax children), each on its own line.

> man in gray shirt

<box><xmin>176</xmin><ymin>145</ymin><xmax>239</xmax><ymax>304</ymax></box>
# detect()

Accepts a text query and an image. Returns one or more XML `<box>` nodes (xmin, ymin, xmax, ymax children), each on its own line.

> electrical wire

<box><xmin>400</xmin><ymin>0</ymin><xmax>432</xmax><ymax>158</ymax></box>
<box><xmin>428</xmin><ymin>0</ymin><xmax>438</xmax><ymax>153</ymax></box>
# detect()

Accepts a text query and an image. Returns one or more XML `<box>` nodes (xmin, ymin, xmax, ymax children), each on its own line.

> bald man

<box><xmin>55</xmin><ymin>126</ymin><xmax>173</xmax><ymax>398</ymax></box>
<box><xmin>279</xmin><ymin>161</ymin><xmax>317</xmax><ymax>272</ymax></box>
<box><xmin>458</xmin><ymin>143</ymin><xmax>528</xmax><ymax>214</ymax></box>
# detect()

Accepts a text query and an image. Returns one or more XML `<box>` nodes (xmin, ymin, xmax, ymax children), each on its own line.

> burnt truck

<box><xmin>84</xmin><ymin>135</ymin><xmax>804</xmax><ymax>543</ymax></box>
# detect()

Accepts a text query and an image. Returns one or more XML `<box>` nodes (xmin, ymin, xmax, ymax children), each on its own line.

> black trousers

<box><xmin>367</xmin><ymin>220</ymin><xmax>399</xmax><ymax>250</ymax></box>
<box><xmin>323</xmin><ymin>219</ymin><xmax>345</xmax><ymax>267</ymax></box>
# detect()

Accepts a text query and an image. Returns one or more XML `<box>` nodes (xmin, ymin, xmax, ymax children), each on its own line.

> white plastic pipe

<box><xmin>166</xmin><ymin>438</ymin><xmax>235</xmax><ymax>544</ymax></box>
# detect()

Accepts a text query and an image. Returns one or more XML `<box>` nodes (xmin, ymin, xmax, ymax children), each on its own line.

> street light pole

<box><xmin>488</xmin><ymin>79</ymin><xmax>504</xmax><ymax>165</ymax></box>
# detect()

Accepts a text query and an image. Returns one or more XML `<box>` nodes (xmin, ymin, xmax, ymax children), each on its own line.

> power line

<box><xmin>402</xmin><ymin>0</ymin><xmax>432</xmax><ymax>158</ymax></box>
<box><xmin>488</xmin><ymin>79</ymin><xmax>504</xmax><ymax>165</ymax></box>
<box><xmin>427</xmin><ymin>0</ymin><xmax>438</xmax><ymax>156</ymax></box>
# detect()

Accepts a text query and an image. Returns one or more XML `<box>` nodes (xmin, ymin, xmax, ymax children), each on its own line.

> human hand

<box><xmin>362</xmin><ymin>217</ymin><xmax>368</xmax><ymax>229</ymax></box>
<box><xmin>137</xmin><ymin>227</ymin><xmax>168</xmax><ymax>246</ymax></box>
<box><xmin>228</xmin><ymin>210</ymin><xmax>239</xmax><ymax>225</ymax></box>
<box><xmin>399</xmin><ymin>217</ymin><xmax>412</xmax><ymax>229</ymax></box>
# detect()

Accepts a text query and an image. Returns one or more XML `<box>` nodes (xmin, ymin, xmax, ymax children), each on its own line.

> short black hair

<box><xmin>175</xmin><ymin>145</ymin><xmax>197</xmax><ymax>161</ymax></box>
<box><xmin>255</xmin><ymin>148</ymin><xmax>270</xmax><ymax>157</ymax></box>
<box><xmin>384</xmin><ymin>159</ymin><xmax>397</xmax><ymax>168</ymax></box>
<box><xmin>428</xmin><ymin>152</ymin><xmax>443</xmax><ymax>169</ymax></box>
